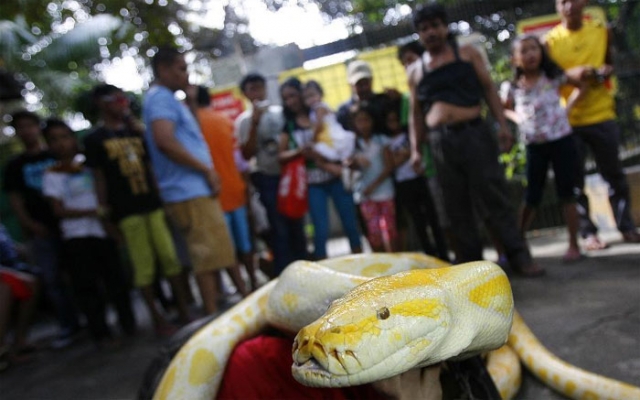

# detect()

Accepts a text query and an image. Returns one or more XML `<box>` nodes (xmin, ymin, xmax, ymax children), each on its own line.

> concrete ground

<box><xmin>0</xmin><ymin>229</ymin><xmax>638</xmax><ymax>400</ymax></box>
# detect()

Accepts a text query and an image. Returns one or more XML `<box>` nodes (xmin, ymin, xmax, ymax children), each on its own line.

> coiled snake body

<box><xmin>153</xmin><ymin>253</ymin><xmax>640</xmax><ymax>400</ymax></box>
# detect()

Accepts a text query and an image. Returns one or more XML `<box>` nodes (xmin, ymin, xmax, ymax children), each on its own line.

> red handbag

<box><xmin>277</xmin><ymin>122</ymin><xmax>308</xmax><ymax>219</ymax></box>
<box><xmin>277</xmin><ymin>155</ymin><xmax>308</xmax><ymax>218</ymax></box>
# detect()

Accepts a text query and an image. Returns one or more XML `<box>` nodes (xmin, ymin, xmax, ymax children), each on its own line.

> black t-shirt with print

<box><xmin>84</xmin><ymin>126</ymin><xmax>162</xmax><ymax>221</ymax></box>
<box><xmin>2</xmin><ymin>151</ymin><xmax>59</xmax><ymax>232</ymax></box>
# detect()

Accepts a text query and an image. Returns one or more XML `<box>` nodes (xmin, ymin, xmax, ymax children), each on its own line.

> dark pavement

<box><xmin>1</xmin><ymin>230</ymin><xmax>639</xmax><ymax>400</ymax></box>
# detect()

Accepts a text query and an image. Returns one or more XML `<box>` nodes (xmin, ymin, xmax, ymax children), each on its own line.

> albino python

<box><xmin>153</xmin><ymin>253</ymin><xmax>640</xmax><ymax>400</ymax></box>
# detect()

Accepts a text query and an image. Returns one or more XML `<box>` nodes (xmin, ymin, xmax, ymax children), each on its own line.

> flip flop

<box><xmin>583</xmin><ymin>235</ymin><xmax>608</xmax><ymax>251</ymax></box>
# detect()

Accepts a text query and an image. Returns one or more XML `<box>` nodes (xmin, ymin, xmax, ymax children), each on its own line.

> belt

<box><xmin>434</xmin><ymin>117</ymin><xmax>483</xmax><ymax>133</ymax></box>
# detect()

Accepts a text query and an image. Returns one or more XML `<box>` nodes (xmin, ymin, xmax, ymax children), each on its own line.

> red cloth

<box><xmin>0</xmin><ymin>270</ymin><xmax>33</xmax><ymax>300</ymax></box>
<box><xmin>217</xmin><ymin>335</ymin><xmax>381</xmax><ymax>400</ymax></box>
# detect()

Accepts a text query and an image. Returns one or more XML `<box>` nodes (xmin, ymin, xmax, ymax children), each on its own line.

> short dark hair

<box><xmin>398</xmin><ymin>40</ymin><xmax>424</xmax><ymax>61</ymax></box>
<box><xmin>151</xmin><ymin>47</ymin><xmax>182</xmax><ymax>77</ymax></box>
<box><xmin>42</xmin><ymin>118</ymin><xmax>74</xmax><ymax>140</ymax></box>
<box><xmin>413</xmin><ymin>3</ymin><xmax>448</xmax><ymax>28</ymax></box>
<box><xmin>92</xmin><ymin>83</ymin><xmax>121</xmax><ymax>101</ymax></box>
<box><xmin>197</xmin><ymin>85</ymin><xmax>211</xmax><ymax>107</ymax></box>
<box><xmin>303</xmin><ymin>80</ymin><xmax>324</xmax><ymax>96</ymax></box>
<box><xmin>10</xmin><ymin>110</ymin><xmax>41</xmax><ymax>128</ymax></box>
<box><xmin>239</xmin><ymin>73</ymin><xmax>266</xmax><ymax>93</ymax></box>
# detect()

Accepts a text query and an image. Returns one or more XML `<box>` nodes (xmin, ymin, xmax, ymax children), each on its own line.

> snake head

<box><xmin>291</xmin><ymin>262</ymin><xmax>513</xmax><ymax>388</ymax></box>
<box><xmin>292</xmin><ymin>269</ymin><xmax>452</xmax><ymax>387</ymax></box>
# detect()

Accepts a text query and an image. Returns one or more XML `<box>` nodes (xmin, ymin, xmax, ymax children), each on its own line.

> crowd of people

<box><xmin>0</xmin><ymin>0</ymin><xmax>638</xmax><ymax>383</ymax></box>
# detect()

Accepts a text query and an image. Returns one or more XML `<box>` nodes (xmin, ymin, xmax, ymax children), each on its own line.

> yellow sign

<box><xmin>279</xmin><ymin>46</ymin><xmax>409</xmax><ymax>110</ymax></box>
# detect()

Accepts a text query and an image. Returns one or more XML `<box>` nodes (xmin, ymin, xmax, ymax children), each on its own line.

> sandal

<box><xmin>583</xmin><ymin>235</ymin><xmax>608</xmax><ymax>251</ymax></box>
<box><xmin>622</xmin><ymin>230</ymin><xmax>640</xmax><ymax>243</ymax></box>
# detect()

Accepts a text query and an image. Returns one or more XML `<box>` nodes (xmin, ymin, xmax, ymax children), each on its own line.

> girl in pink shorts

<box><xmin>347</xmin><ymin>103</ymin><xmax>397</xmax><ymax>252</ymax></box>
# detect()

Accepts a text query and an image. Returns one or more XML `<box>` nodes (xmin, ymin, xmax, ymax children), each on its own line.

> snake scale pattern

<box><xmin>153</xmin><ymin>253</ymin><xmax>640</xmax><ymax>400</ymax></box>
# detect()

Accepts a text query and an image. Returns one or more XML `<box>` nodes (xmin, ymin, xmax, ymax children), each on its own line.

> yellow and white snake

<box><xmin>152</xmin><ymin>253</ymin><xmax>640</xmax><ymax>400</ymax></box>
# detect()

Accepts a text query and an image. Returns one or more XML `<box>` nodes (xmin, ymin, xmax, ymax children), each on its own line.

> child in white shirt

<box><xmin>42</xmin><ymin>119</ymin><xmax>135</xmax><ymax>346</ymax></box>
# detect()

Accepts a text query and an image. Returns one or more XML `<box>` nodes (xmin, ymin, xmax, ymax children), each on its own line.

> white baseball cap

<box><xmin>347</xmin><ymin>60</ymin><xmax>373</xmax><ymax>85</ymax></box>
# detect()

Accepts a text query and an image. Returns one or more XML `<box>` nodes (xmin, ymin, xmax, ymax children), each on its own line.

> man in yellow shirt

<box><xmin>545</xmin><ymin>0</ymin><xmax>640</xmax><ymax>249</ymax></box>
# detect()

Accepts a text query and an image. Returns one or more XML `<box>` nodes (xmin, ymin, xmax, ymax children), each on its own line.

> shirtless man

<box><xmin>408</xmin><ymin>3</ymin><xmax>544</xmax><ymax>277</ymax></box>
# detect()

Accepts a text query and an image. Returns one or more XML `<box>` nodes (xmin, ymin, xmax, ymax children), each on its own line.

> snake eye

<box><xmin>376</xmin><ymin>307</ymin><xmax>390</xmax><ymax>320</ymax></box>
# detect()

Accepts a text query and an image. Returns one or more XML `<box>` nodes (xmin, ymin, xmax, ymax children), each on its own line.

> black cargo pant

<box><xmin>429</xmin><ymin>119</ymin><xmax>532</xmax><ymax>270</ymax></box>
<box><xmin>572</xmin><ymin>120</ymin><xmax>637</xmax><ymax>237</ymax></box>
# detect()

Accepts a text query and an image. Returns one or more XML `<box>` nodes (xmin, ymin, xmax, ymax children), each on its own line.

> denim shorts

<box><xmin>224</xmin><ymin>205</ymin><xmax>253</xmax><ymax>254</ymax></box>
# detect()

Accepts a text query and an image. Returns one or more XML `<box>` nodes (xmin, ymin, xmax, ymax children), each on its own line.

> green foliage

<box><xmin>0</xmin><ymin>12</ymin><xmax>123</xmax><ymax>113</ymax></box>
<box><xmin>499</xmin><ymin>141</ymin><xmax>527</xmax><ymax>184</ymax></box>
<box><xmin>491</xmin><ymin>55</ymin><xmax>513</xmax><ymax>85</ymax></box>
<box><xmin>0</xmin><ymin>0</ymin><xmax>252</xmax><ymax>116</ymax></box>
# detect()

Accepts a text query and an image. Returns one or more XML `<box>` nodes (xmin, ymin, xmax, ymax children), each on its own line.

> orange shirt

<box><xmin>198</xmin><ymin>108</ymin><xmax>246</xmax><ymax>212</ymax></box>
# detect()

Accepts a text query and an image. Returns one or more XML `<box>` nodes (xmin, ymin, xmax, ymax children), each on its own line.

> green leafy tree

<box><xmin>0</xmin><ymin>0</ymin><xmax>259</xmax><ymax>115</ymax></box>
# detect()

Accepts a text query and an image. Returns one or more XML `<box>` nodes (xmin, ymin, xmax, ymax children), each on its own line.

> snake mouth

<box><xmin>292</xmin><ymin>355</ymin><xmax>349</xmax><ymax>387</ymax></box>
<box><xmin>292</xmin><ymin>341</ymin><xmax>334</xmax><ymax>386</ymax></box>
<box><xmin>292</xmin><ymin>336</ymin><xmax>364</xmax><ymax>387</ymax></box>
<box><xmin>293</xmin><ymin>355</ymin><xmax>329</xmax><ymax>375</ymax></box>
<box><xmin>293</xmin><ymin>337</ymin><xmax>333</xmax><ymax>371</ymax></box>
